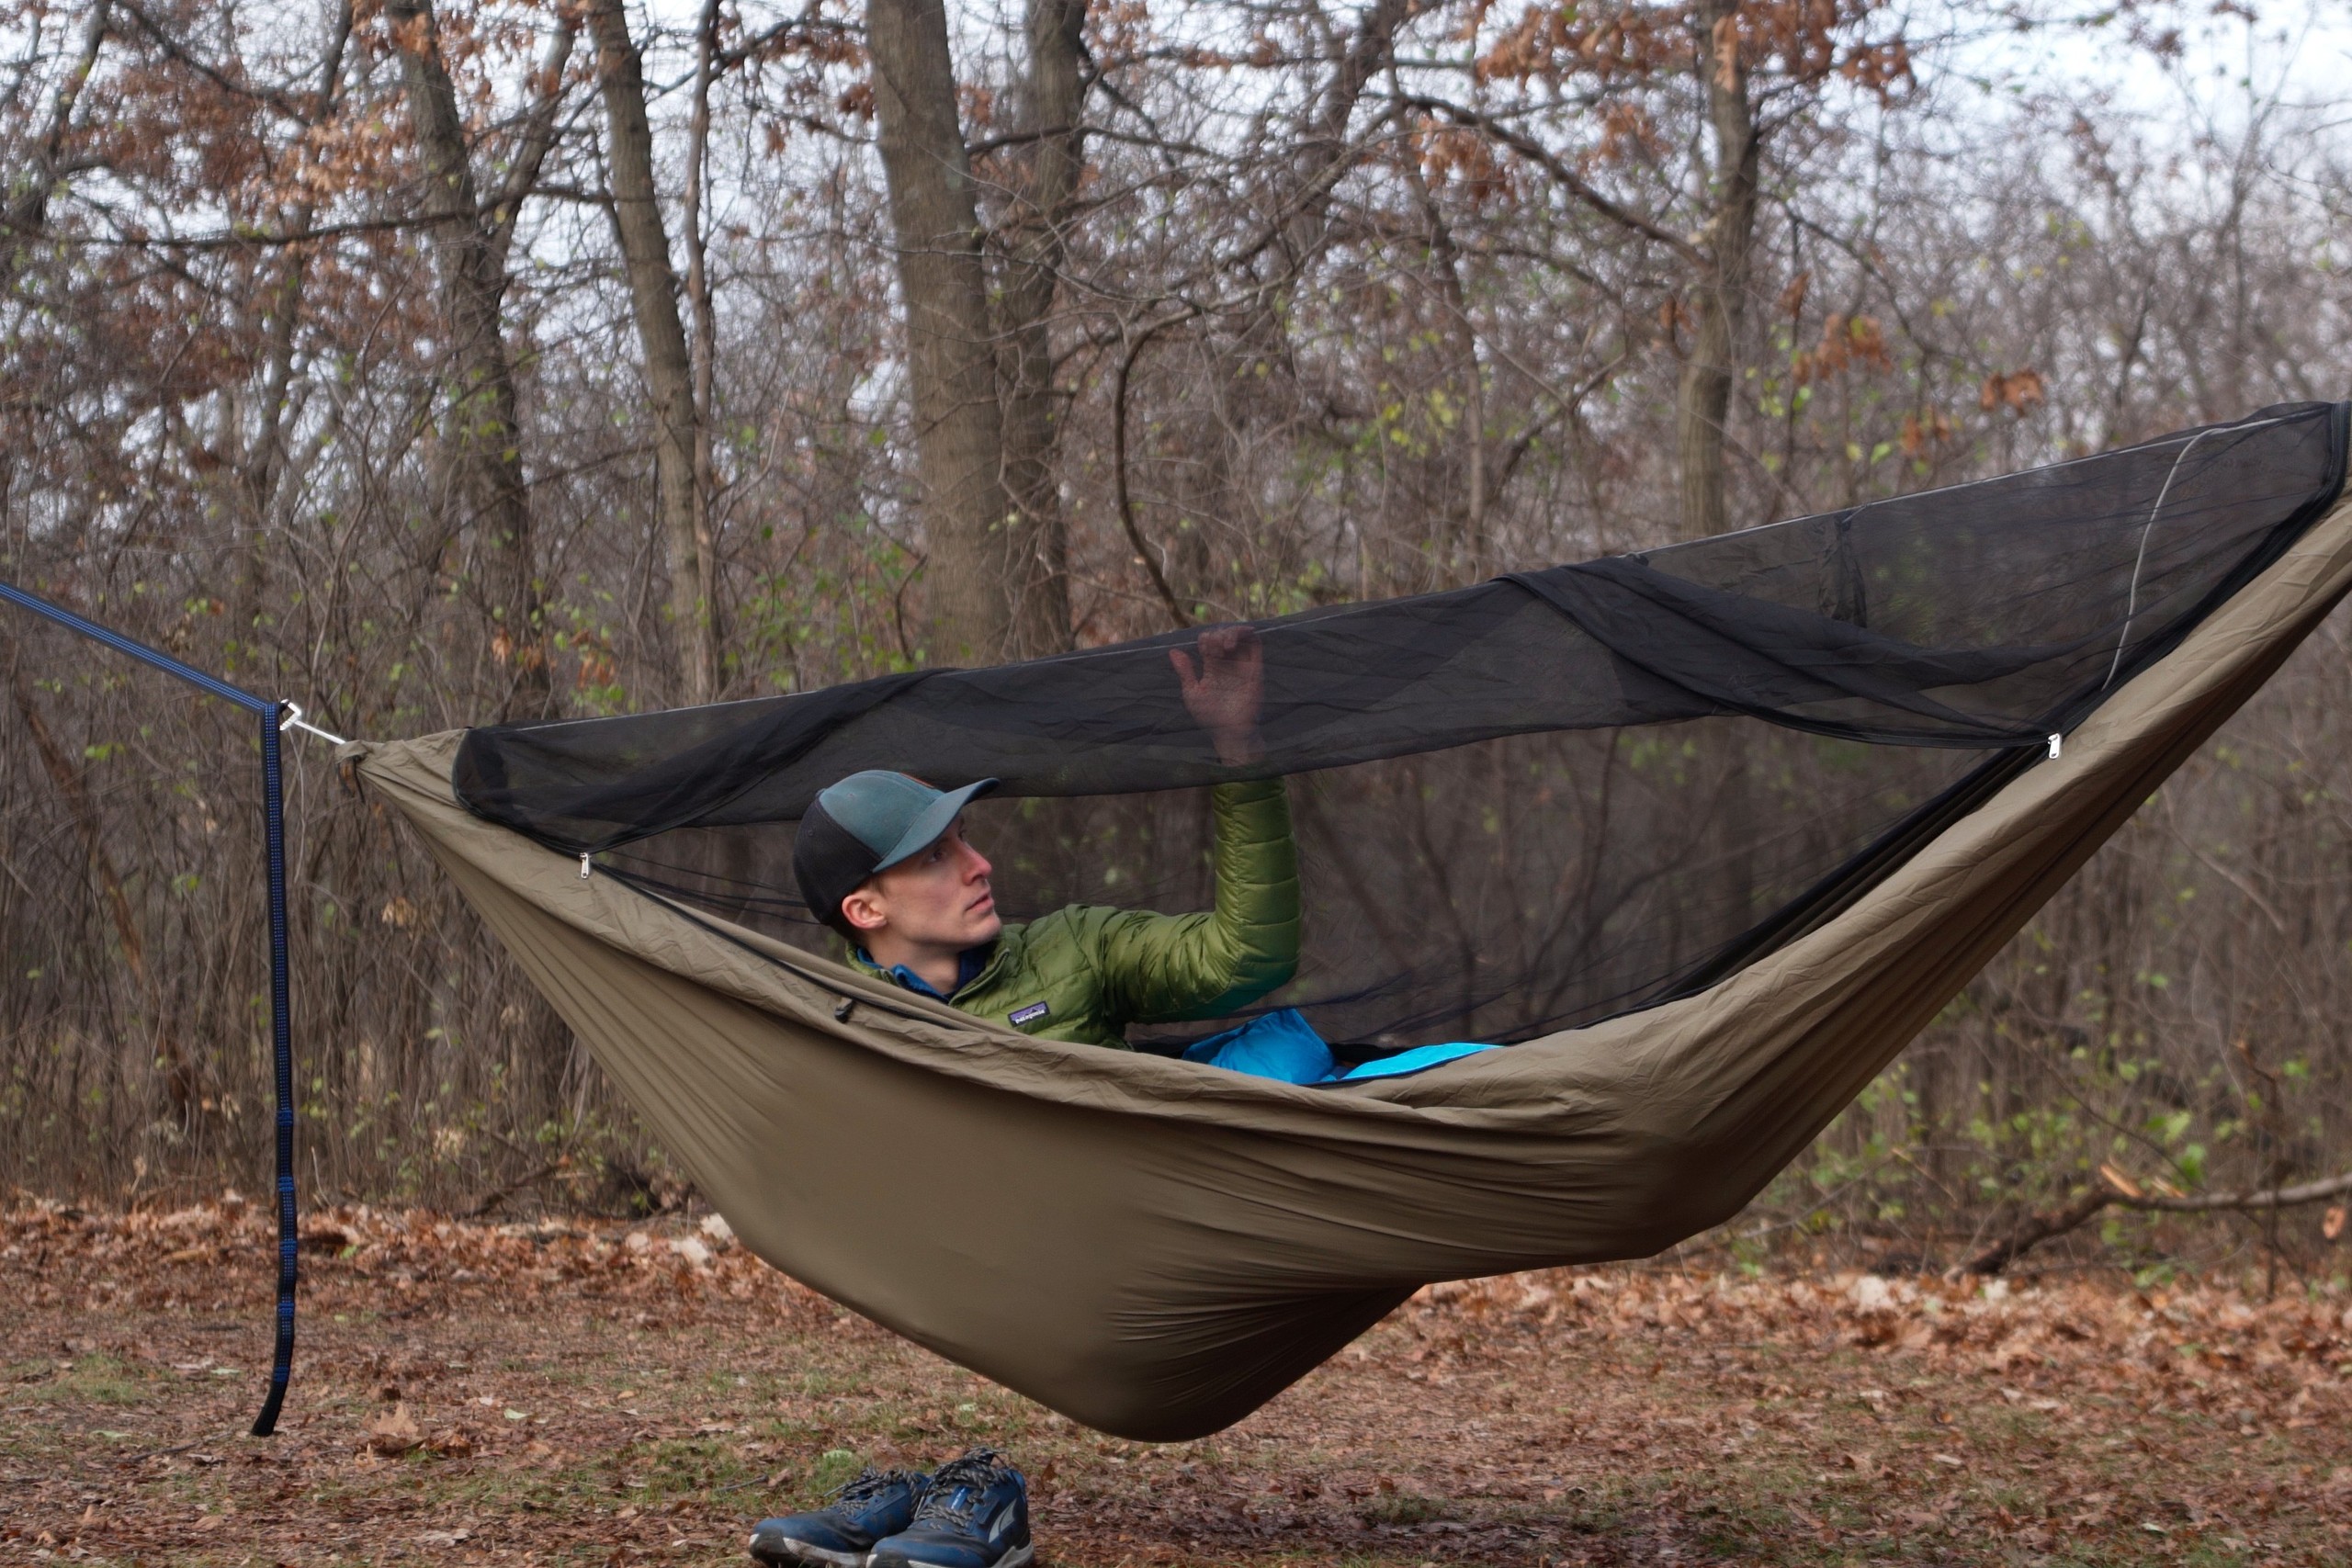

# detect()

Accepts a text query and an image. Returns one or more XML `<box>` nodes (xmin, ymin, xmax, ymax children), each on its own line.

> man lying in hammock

<box><xmin>788</xmin><ymin>623</ymin><xmax>1298</xmax><ymax>1050</ymax></box>
<box><xmin>748</xmin><ymin>628</ymin><xmax>1294</xmax><ymax>1568</ymax></box>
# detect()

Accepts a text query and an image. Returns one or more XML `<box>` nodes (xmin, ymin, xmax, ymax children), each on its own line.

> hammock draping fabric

<box><xmin>349</xmin><ymin>405</ymin><xmax>2349</xmax><ymax>1440</ymax></box>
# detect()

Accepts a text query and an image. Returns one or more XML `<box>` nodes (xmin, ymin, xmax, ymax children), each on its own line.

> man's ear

<box><xmin>839</xmin><ymin>882</ymin><xmax>888</xmax><ymax>934</ymax></box>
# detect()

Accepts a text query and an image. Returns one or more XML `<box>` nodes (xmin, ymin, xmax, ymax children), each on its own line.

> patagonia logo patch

<box><xmin>1009</xmin><ymin>1001</ymin><xmax>1051</xmax><ymax>1028</ymax></box>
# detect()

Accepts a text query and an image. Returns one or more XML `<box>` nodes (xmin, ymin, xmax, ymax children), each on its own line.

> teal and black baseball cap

<box><xmin>793</xmin><ymin>770</ymin><xmax>998</xmax><ymax>936</ymax></box>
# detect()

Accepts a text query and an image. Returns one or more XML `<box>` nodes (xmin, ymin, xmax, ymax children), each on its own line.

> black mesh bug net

<box><xmin>453</xmin><ymin>402</ymin><xmax>2348</xmax><ymax>1055</ymax></box>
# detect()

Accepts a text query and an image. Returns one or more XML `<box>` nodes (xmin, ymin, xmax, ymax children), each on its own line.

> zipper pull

<box><xmin>2047</xmin><ymin>733</ymin><xmax>2063</xmax><ymax>760</ymax></box>
<box><xmin>580</xmin><ymin>853</ymin><xmax>593</xmax><ymax>880</ymax></box>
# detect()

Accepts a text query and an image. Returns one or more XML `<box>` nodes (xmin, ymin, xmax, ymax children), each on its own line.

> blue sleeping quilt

<box><xmin>1182</xmin><ymin>1008</ymin><xmax>1495</xmax><ymax>1084</ymax></box>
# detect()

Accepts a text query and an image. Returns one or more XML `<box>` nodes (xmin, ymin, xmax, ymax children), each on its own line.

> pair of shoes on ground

<box><xmin>749</xmin><ymin>1448</ymin><xmax>1031</xmax><ymax>1568</ymax></box>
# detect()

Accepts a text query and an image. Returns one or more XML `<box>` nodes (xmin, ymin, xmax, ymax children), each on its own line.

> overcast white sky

<box><xmin>1952</xmin><ymin>0</ymin><xmax>2352</xmax><ymax>133</ymax></box>
<box><xmin>618</xmin><ymin>0</ymin><xmax>2352</xmax><ymax>158</ymax></box>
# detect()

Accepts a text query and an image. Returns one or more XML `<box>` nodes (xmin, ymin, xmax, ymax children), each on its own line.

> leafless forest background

<box><xmin>4</xmin><ymin>0</ymin><xmax>2351</xmax><ymax>1278</ymax></box>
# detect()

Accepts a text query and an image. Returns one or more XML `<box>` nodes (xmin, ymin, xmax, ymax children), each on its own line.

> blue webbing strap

<box><xmin>250</xmin><ymin>711</ymin><xmax>298</xmax><ymax>1437</ymax></box>
<box><xmin>0</xmin><ymin>581</ymin><xmax>274</xmax><ymax>713</ymax></box>
<box><xmin>0</xmin><ymin>578</ymin><xmax>300</xmax><ymax>1438</ymax></box>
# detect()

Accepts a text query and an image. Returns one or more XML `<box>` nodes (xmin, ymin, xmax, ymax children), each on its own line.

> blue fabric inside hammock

<box><xmin>1182</xmin><ymin>1008</ymin><xmax>1495</xmax><ymax>1084</ymax></box>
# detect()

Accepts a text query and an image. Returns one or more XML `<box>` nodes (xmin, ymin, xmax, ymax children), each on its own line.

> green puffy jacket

<box><xmin>851</xmin><ymin>780</ymin><xmax>1299</xmax><ymax>1048</ymax></box>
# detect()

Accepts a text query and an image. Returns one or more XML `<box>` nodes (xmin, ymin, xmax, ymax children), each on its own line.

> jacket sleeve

<box><xmin>1088</xmin><ymin>779</ymin><xmax>1301</xmax><ymax>1026</ymax></box>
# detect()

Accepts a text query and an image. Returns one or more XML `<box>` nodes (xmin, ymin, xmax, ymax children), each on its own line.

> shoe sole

<box><xmin>747</xmin><ymin>1538</ymin><xmax>870</xmax><ymax>1568</ymax></box>
<box><xmin>876</xmin><ymin>1545</ymin><xmax>1033</xmax><ymax>1568</ymax></box>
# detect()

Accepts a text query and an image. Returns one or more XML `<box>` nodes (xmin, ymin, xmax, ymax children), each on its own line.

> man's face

<box><xmin>842</xmin><ymin>818</ymin><xmax>1002</xmax><ymax>951</ymax></box>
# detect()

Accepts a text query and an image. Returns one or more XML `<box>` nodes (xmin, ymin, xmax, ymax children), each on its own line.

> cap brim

<box><xmin>872</xmin><ymin>778</ymin><xmax>1000</xmax><ymax>871</ymax></box>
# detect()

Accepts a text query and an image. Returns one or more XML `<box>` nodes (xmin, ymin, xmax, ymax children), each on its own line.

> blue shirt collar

<box><xmin>860</xmin><ymin>942</ymin><xmax>992</xmax><ymax>1001</ymax></box>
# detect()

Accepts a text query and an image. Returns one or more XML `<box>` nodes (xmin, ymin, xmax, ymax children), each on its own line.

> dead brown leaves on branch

<box><xmin>1414</xmin><ymin>122</ymin><xmax>1515</xmax><ymax>203</ymax></box>
<box><xmin>1477</xmin><ymin>0</ymin><xmax>1914</xmax><ymax>100</ymax></box>
<box><xmin>1792</xmin><ymin>310</ymin><xmax>1891</xmax><ymax>383</ymax></box>
<box><xmin>1900</xmin><ymin>407</ymin><xmax>1954</xmax><ymax>454</ymax></box>
<box><xmin>1981</xmin><ymin>366</ymin><xmax>2049</xmax><ymax>413</ymax></box>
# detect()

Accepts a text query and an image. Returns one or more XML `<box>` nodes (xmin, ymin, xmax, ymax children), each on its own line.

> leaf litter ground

<box><xmin>5</xmin><ymin>1201</ymin><xmax>2349</xmax><ymax>1565</ymax></box>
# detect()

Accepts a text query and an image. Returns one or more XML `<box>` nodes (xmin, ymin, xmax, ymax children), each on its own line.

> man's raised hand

<box><xmin>1170</xmin><ymin>625</ymin><xmax>1266</xmax><ymax>766</ymax></box>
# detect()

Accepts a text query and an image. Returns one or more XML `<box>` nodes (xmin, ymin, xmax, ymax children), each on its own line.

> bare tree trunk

<box><xmin>865</xmin><ymin>0</ymin><xmax>1024</xmax><ymax>666</ymax></box>
<box><xmin>993</xmin><ymin>0</ymin><xmax>1085</xmax><ymax>656</ymax></box>
<box><xmin>683</xmin><ymin>0</ymin><xmax>723</xmax><ymax>666</ymax></box>
<box><xmin>586</xmin><ymin>0</ymin><xmax>718</xmax><ymax>704</ymax></box>
<box><xmin>1675</xmin><ymin>0</ymin><xmax>1759</xmax><ymax>542</ymax></box>
<box><xmin>1281</xmin><ymin>0</ymin><xmax>1415</xmax><ymax>271</ymax></box>
<box><xmin>389</xmin><ymin>0</ymin><xmax>553</xmax><ymax>721</ymax></box>
<box><xmin>1676</xmin><ymin>3</ymin><xmax>1763</xmax><ymax>932</ymax></box>
<box><xmin>2</xmin><ymin>0</ymin><xmax>110</xmax><ymax>242</ymax></box>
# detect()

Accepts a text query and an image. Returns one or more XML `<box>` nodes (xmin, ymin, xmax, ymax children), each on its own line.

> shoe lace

<box><xmin>830</xmin><ymin>1466</ymin><xmax>919</xmax><ymax>1506</ymax></box>
<box><xmin>910</xmin><ymin>1450</ymin><xmax>1010</xmax><ymax>1524</ymax></box>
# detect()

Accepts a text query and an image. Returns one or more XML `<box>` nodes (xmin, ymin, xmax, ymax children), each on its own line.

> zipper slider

<box><xmin>580</xmin><ymin>853</ymin><xmax>593</xmax><ymax>880</ymax></box>
<box><xmin>2047</xmin><ymin>733</ymin><xmax>2063</xmax><ymax>760</ymax></box>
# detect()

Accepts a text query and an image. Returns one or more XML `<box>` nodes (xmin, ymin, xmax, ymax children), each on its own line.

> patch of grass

<box><xmin>445</xmin><ymin>1456</ymin><xmax>615</xmax><ymax>1514</ymax></box>
<box><xmin>1686</xmin><ymin>1499</ymin><xmax>1820</xmax><ymax>1562</ymax></box>
<box><xmin>804</xmin><ymin>1445</ymin><xmax>867</xmax><ymax>1500</ymax></box>
<box><xmin>754</xmin><ymin>1415</ymin><xmax>819</xmax><ymax>1446</ymax></box>
<box><xmin>616</xmin><ymin>1435</ymin><xmax>761</xmax><ymax>1506</ymax></box>
<box><xmin>62</xmin><ymin>1352</ymin><xmax>148</xmax><ymax>1406</ymax></box>
<box><xmin>1356</xmin><ymin>1488</ymin><xmax>1448</xmax><ymax>1526</ymax></box>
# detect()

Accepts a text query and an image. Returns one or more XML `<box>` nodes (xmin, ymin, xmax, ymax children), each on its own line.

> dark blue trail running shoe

<box><xmin>868</xmin><ymin>1448</ymin><xmax>1032</xmax><ymax>1568</ymax></box>
<box><xmin>749</xmin><ymin>1466</ymin><xmax>932</xmax><ymax>1567</ymax></box>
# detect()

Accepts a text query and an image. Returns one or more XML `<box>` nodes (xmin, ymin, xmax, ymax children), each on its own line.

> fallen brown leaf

<box><xmin>368</xmin><ymin>1401</ymin><xmax>424</xmax><ymax>1457</ymax></box>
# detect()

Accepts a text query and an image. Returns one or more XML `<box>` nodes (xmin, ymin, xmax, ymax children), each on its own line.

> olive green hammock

<box><xmin>346</xmin><ymin>404</ymin><xmax>2347</xmax><ymax>1441</ymax></box>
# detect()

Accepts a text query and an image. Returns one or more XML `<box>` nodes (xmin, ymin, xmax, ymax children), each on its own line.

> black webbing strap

<box><xmin>0</xmin><ymin>579</ymin><xmax>300</xmax><ymax>1438</ymax></box>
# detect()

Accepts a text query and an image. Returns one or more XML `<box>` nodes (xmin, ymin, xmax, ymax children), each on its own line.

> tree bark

<box><xmin>586</xmin><ymin>0</ymin><xmax>718</xmax><ymax>704</ymax></box>
<box><xmin>1677</xmin><ymin>3</ymin><xmax>1763</xmax><ymax>933</ymax></box>
<box><xmin>1675</xmin><ymin>0</ymin><xmax>1760</xmax><ymax>541</ymax></box>
<box><xmin>2</xmin><ymin>0</ymin><xmax>109</xmax><ymax>242</ymax></box>
<box><xmin>1280</xmin><ymin>0</ymin><xmax>1415</xmax><ymax>272</ymax></box>
<box><xmin>1961</xmin><ymin>1185</ymin><xmax>2116</xmax><ymax>1278</ymax></box>
<box><xmin>992</xmin><ymin>0</ymin><xmax>1085</xmax><ymax>656</ymax></box>
<box><xmin>1960</xmin><ymin>1168</ymin><xmax>2352</xmax><ymax>1276</ymax></box>
<box><xmin>389</xmin><ymin>0</ymin><xmax>553</xmax><ymax>721</ymax></box>
<box><xmin>683</xmin><ymin>0</ymin><xmax>723</xmax><ymax>668</ymax></box>
<box><xmin>865</xmin><ymin>0</ymin><xmax>1026</xmax><ymax>666</ymax></box>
